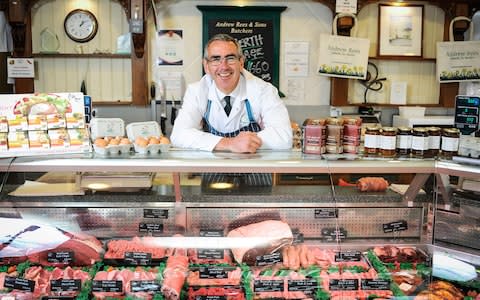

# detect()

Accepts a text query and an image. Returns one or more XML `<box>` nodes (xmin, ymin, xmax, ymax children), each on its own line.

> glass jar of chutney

<box><xmin>427</xmin><ymin>126</ymin><xmax>441</xmax><ymax>158</ymax></box>
<box><xmin>396</xmin><ymin>126</ymin><xmax>412</xmax><ymax>156</ymax></box>
<box><xmin>380</xmin><ymin>127</ymin><xmax>397</xmax><ymax>157</ymax></box>
<box><xmin>441</xmin><ymin>128</ymin><xmax>460</xmax><ymax>159</ymax></box>
<box><xmin>411</xmin><ymin>127</ymin><xmax>429</xmax><ymax>158</ymax></box>
<box><xmin>364</xmin><ymin>126</ymin><xmax>381</xmax><ymax>156</ymax></box>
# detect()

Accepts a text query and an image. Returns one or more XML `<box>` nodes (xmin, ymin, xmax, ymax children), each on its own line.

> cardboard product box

<box><xmin>28</xmin><ymin>114</ymin><xmax>48</xmax><ymax>131</ymax></box>
<box><xmin>7</xmin><ymin>115</ymin><xmax>28</xmax><ymax>132</ymax></box>
<box><xmin>66</xmin><ymin>112</ymin><xmax>85</xmax><ymax>129</ymax></box>
<box><xmin>0</xmin><ymin>116</ymin><xmax>8</xmax><ymax>133</ymax></box>
<box><xmin>48</xmin><ymin>128</ymin><xmax>70</xmax><ymax>148</ymax></box>
<box><xmin>28</xmin><ymin>130</ymin><xmax>50</xmax><ymax>149</ymax></box>
<box><xmin>68</xmin><ymin>128</ymin><xmax>90</xmax><ymax>147</ymax></box>
<box><xmin>0</xmin><ymin>133</ymin><xmax>8</xmax><ymax>151</ymax></box>
<box><xmin>8</xmin><ymin>131</ymin><xmax>29</xmax><ymax>150</ymax></box>
<box><xmin>46</xmin><ymin>113</ymin><xmax>66</xmax><ymax>129</ymax></box>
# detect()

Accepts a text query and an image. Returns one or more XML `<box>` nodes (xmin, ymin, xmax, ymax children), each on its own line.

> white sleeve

<box><xmin>170</xmin><ymin>83</ymin><xmax>222</xmax><ymax>151</ymax></box>
<box><xmin>255</xmin><ymin>83</ymin><xmax>293</xmax><ymax>150</ymax></box>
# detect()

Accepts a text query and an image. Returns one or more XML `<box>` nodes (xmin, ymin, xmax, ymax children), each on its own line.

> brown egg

<box><xmin>148</xmin><ymin>136</ymin><xmax>160</xmax><ymax>145</ymax></box>
<box><xmin>94</xmin><ymin>138</ymin><xmax>108</xmax><ymax>148</ymax></box>
<box><xmin>120</xmin><ymin>138</ymin><xmax>131</xmax><ymax>145</ymax></box>
<box><xmin>159</xmin><ymin>136</ymin><xmax>170</xmax><ymax>144</ymax></box>
<box><xmin>109</xmin><ymin>139</ymin><xmax>119</xmax><ymax>146</ymax></box>
<box><xmin>104</xmin><ymin>136</ymin><xmax>113</xmax><ymax>143</ymax></box>
<box><xmin>135</xmin><ymin>136</ymin><xmax>148</xmax><ymax>148</ymax></box>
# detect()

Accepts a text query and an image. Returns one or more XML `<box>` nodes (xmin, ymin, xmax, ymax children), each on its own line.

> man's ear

<box><xmin>203</xmin><ymin>59</ymin><xmax>210</xmax><ymax>74</ymax></box>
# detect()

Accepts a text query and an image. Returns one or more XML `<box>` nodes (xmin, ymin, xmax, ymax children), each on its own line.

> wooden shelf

<box><xmin>369</xmin><ymin>56</ymin><xmax>436</xmax><ymax>62</ymax></box>
<box><xmin>32</xmin><ymin>53</ymin><xmax>130</xmax><ymax>58</ymax></box>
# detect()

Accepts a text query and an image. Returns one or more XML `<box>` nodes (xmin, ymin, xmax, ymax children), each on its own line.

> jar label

<box><xmin>396</xmin><ymin>135</ymin><xmax>412</xmax><ymax>149</ymax></box>
<box><xmin>411</xmin><ymin>136</ymin><xmax>428</xmax><ymax>150</ymax></box>
<box><xmin>364</xmin><ymin>134</ymin><xmax>379</xmax><ymax>148</ymax></box>
<box><xmin>441</xmin><ymin>136</ymin><xmax>459</xmax><ymax>151</ymax></box>
<box><xmin>428</xmin><ymin>136</ymin><xmax>441</xmax><ymax>149</ymax></box>
<box><xmin>381</xmin><ymin>136</ymin><xmax>396</xmax><ymax>150</ymax></box>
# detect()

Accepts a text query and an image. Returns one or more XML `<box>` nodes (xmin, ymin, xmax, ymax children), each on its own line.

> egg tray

<box><xmin>93</xmin><ymin>144</ymin><xmax>133</xmax><ymax>156</ymax></box>
<box><xmin>133</xmin><ymin>143</ymin><xmax>170</xmax><ymax>154</ymax></box>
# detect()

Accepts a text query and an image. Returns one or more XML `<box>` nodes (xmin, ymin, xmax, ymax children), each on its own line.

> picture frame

<box><xmin>378</xmin><ymin>4</ymin><xmax>424</xmax><ymax>58</ymax></box>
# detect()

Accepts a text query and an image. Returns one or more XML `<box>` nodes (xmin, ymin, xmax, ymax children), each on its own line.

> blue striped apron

<box><xmin>202</xmin><ymin>99</ymin><xmax>272</xmax><ymax>186</ymax></box>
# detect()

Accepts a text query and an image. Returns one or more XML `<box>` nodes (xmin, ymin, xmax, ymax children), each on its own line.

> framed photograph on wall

<box><xmin>378</xmin><ymin>4</ymin><xmax>423</xmax><ymax>58</ymax></box>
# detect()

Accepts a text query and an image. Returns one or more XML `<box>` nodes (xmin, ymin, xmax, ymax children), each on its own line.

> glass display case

<box><xmin>0</xmin><ymin>150</ymin><xmax>478</xmax><ymax>299</ymax></box>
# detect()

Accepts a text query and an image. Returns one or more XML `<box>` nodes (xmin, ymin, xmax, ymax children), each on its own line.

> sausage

<box><xmin>356</xmin><ymin>177</ymin><xmax>389</xmax><ymax>192</ymax></box>
<box><xmin>282</xmin><ymin>246</ymin><xmax>290</xmax><ymax>268</ymax></box>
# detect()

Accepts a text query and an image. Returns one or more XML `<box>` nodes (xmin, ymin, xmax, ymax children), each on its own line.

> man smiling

<box><xmin>171</xmin><ymin>33</ymin><xmax>292</xmax><ymax>153</ymax></box>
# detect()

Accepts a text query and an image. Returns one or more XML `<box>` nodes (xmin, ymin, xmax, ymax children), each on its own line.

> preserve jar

<box><xmin>427</xmin><ymin>126</ymin><xmax>441</xmax><ymax>158</ymax></box>
<box><xmin>396</xmin><ymin>127</ymin><xmax>412</xmax><ymax>156</ymax></box>
<box><xmin>364</xmin><ymin>126</ymin><xmax>381</xmax><ymax>156</ymax></box>
<box><xmin>302</xmin><ymin>118</ymin><xmax>326</xmax><ymax>155</ymax></box>
<box><xmin>411</xmin><ymin>127</ymin><xmax>429</xmax><ymax>158</ymax></box>
<box><xmin>441</xmin><ymin>128</ymin><xmax>460</xmax><ymax>159</ymax></box>
<box><xmin>380</xmin><ymin>127</ymin><xmax>397</xmax><ymax>157</ymax></box>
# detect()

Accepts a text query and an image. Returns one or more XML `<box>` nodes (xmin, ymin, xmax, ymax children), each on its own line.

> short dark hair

<box><xmin>203</xmin><ymin>34</ymin><xmax>243</xmax><ymax>59</ymax></box>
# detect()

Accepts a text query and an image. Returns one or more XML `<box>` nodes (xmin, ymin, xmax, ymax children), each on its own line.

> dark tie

<box><xmin>224</xmin><ymin>96</ymin><xmax>232</xmax><ymax>116</ymax></box>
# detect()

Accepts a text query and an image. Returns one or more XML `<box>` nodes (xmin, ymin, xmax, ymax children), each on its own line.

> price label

<box><xmin>130</xmin><ymin>280</ymin><xmax>160</xmax><ymax>292</ymax></box>
<box><xmin>50</xmin><ymin>279</ymin><xmax>81</xmax><ymax>292</ymax></box>
<box><xmin>383</xmin><ymin>220</ymin><xmax>408</xmax><ymax>233</ymax></box>
<box><xmin>143</xmin><ymin>209</ymin><xmax>168</xmax><ymax>219</ymax></box>
<box><xmin>199</xmin><ymin>266</ymin><xmax>232</xmax><ymax>279</ymax></box>
<box><xmin>4</xmin><ymin>276</ymin><xmax>35</xmax><ymax>292</ymax></box>
<box><xmin>139</xmin><ymin>222</ymin><xmax>163</xmax><ymax>233</ymax></box>
<box><xmin>329</xmin><ymin>279</ymin><xmax>358</xmax><ymax>291</ymax></box>
<box><xmin>47</xmin><ymin>251</ymin><xmax>74</xmax><ymax>264</ymax></box>
<box><xmin>335</xmin><ymin>251</ymin><xmax>361</xmax><ymax>262</ymax></box>
<box><xmin>198</xmin><ymin>249</ymin><xmax>224</xmax><ymax>260</ymax></box>
<box><xmin>254</xmin><ymin>280</ymin><xmax>284</xmax><ymax>292</ymax></box>
<box><xmin>288</xmin><ymin>278</ymin><xmax>318</xmax><ymax>292</ymax></box>
<box><xmin>124</xmin><ymin>252</ymin><xmax>152</xmax><ymax>266</ymax></box>
<box><xmin>321</xmin><ymin>227</ymin><xmax>347</xmax><ymax>241</ymax></box>
<box><xmin>92</xmin><ymin>280</ymin><xmax>123</xmax><ymax>293</ymax></box>
<box><xmin>199</xmin><ymin>229</ymin><xmax>224</xmax><ymax>237</ymax></box>
<box><xmin>256</xmin><ymin>252</ymin><xmax>282</xmax><ymax>266</ymax></box>
<box><xmin>361</xmin><ymin>279</ymin><xmax>390</xmax><ymax>290</ymax></box>
<box><xmin>315</xmin><ymin>208</ymin><xmax>338</xmax><ymax>218</ymax></box>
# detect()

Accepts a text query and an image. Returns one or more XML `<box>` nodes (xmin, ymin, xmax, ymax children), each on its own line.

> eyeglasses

<box><xmin>206</xmin><ymin>55</ymin><xmax>240</xmax><ymax>66</ymax></box>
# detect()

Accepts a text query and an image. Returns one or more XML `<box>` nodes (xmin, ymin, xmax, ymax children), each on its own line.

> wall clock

<box><xmin>64</xmin><ymin>9</ymin><xmax>98</xmax><ymax>43</ymax></box>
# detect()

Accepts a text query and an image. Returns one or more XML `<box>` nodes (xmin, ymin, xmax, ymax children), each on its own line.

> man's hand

<box><xmin>214</xmin><ymin>131</ymin><xmax>262</xmax><ymax>153</ymax></box>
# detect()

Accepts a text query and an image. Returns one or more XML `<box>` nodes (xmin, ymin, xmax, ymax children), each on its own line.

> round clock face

<box><xmin>64</xmin><ymin>9</ymin><xmax>98</xmax><ymax>43</ymax></box>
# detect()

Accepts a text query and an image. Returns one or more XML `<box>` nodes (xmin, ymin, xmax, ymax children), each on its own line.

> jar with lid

<box><xmin>396</xmin><ymin>127</ymin><xmax>412</xmax><ymax>156</ymax></box>
<box><xmin>363</xmin><ymin>126</ymin><xmax>381</xmax><ymax>156</ymax></box>
<box><xmin>427</xmin><ymin>127</ymin><xmax>441</xmax><ymax>158</ymax></box>
<box><xmin>411</xmin><ymin>127</ymin><xmax>429</xmax><ymax>158</ymax></box>
<box><xmin>441</xmin><ymin>128</ymin><xmax>460</xmax><ymax>159</ymax></box>
<box><xmin>380</xmin><ymin>127</ymin><xmax>397</xmax><ymax>157</ymax></box>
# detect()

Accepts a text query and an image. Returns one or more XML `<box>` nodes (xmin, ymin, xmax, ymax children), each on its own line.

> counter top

<box><xmin>0</xmin><ymin>149</ymin><xmax>444</xmax><ymax>174</ymax></box>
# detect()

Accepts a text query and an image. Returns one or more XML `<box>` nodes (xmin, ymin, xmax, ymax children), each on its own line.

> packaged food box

<box><xmin>126</xmin><ymin>121</ymin><xmax>170</xmax><ymax>154</ymax></box>
<box><xmin>46</xmin><ymin>113</ymin><xmax>66</xmax><ymax>129</ymax></box>
<box><xmin>7</xmin><ymin>115</ymin><xmax>28</xmax><ymax>132</ymax></box>
<box><xmin>0</xmin><ymin>116</ymin><xmax>9</xmax><ymax>132</ymax></box>
<box><xmin>7</xmin><ymin>131</ymin><xmax>29</xmax><ymax>150</ymax></box>
<box><xmin>48</xmin><ymin>128</ymin><xmax>70</xmax><ymax>148</ymax></box>
<box><xmin>68</xmin><ymin>128</ymin><xmax>90</xmax><ymax>147</ymax></box>
<box><xmin>90</xmin><ymin>118</ymin><xmax>131</xmax><ymax>155</ymax></box>
<box><xmin>66</xmin><ymin>112</ymin><xmax>85</xmax><ymax>129</ymax></box>
<box><xmin>0</xmin><ymin>132</ymin><xmax>8</xmax><ymax>151</ymax></box>
<box><xmin>28</xmin><ymin>114</ymin><xmax>48</xmax><ymax>131</ymax></box>
<box><xmin>28</xmin><ymin>130</ymin><xmax>50</xmax><ymax>149</ymax></box>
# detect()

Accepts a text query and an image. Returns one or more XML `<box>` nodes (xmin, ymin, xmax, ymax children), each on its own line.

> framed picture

<box><xmin>378</xmin><ymin>4</ymin><xmax>424</xmax><ymax>58</ymax></box>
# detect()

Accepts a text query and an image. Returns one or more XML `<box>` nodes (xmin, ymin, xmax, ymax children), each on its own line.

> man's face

<box><xmin>203</xmin><ymin>40</ymin><xmax>244</xmax><ymax>94</ymax></box>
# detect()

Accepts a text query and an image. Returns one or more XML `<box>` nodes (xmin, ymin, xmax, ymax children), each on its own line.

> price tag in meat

<box><xmin>361</xmin><ymin>279</ymin><xmax>391</xmax><ymax>290</ymax></box>
<box><xmin>335</xmin><ymin>250</ymin><xmax>361</xmax><ymax>262</ymax></box>
<box><xmin>199</xmin><ymin>229</ymin><xmax>224</xmax><ymax>237</ymax></box>
<box><xmin>256</xmin><ymin>252</ymin><xmax>282</xmax><ymax>266</ymax></box>
<box><xmin>321</xmin><ymin>227</ymin><xmax>347</xmax><ymax>241</ymax></box>
<box><xmin>124</xmin><ymin>251</ymin><xmax>152</xmax><ymax>266</ymax></box>
<box><xmin>254</xmin><ymin>279</ymin><xmax>284</xmax><ymax>292</ymax></box>
<box><xmin>288</xmin><ymin>278</ymin><xmax>318</xmax><ymax>292</ymax></box>
<box><xmin>4</xmin><ymin>276</ymin><xmax>35</xmax><ymax>292</ymax></box>
<box><xmin>329</xmin><ymin>279</ymin><xmax>359</xmax><ymax>291</ymax></box>
<box><xmin>130</xmin><ymin>280</ymin><xmax>161</xmax><ymax>292</ymax></box>
<box><xmin>50</xmin><ymin>279</ymin><xmax>81</xmax><ymax>292</ymax></box>
<box><xmin>383</xmin><ymin>220</ymin><xmax>408</xmax><ymax>233</ymax></box>
<box><xmin>198</xmin><ymin>248</ymin><xmax>224</xmax><ymax>259</ymax></box>
<box><xmin>138</xmin><ymin>222</ymin><xmax>163</xmax><ymax>233</ymax></box>
<box><xmin>92</xmin><ymin>280</ymin><xmax>123</xmax><ymax>293</ymax></box>
<box><xmin>47</xmin><ymin>251</ymin><xmax>74</xmax><ymax>264</ymax></box>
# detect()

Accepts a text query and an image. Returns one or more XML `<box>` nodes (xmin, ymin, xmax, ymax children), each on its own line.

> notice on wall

<box><xmin>7</xmin><ymin>58</ymin><xmax>35</xmax><ymax>78</ymax></box>
<box><xmin>156</xmin><ymin>30</ymin><xmax>183</xmax><ymax>66</ymax></box>
<box><xmin>197</xmin><ymin>6</ymin><xmax>286</xmax><ymax>91</ymax></box>
<box><xmin>436</xmin><ymin>40</ymin><xmax>480</xmax><ymax>83</ymax></box>
<box><xmin>284</xmin><ymin>41</ymin><xmax>309</xmax><ymax>77</ymax></box>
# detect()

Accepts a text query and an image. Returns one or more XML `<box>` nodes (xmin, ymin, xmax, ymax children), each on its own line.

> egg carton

<box><xmin>93</xmin><ymin>143</ymin><xmax>132</xmax><ymax>156</ymax></box>
<box><xmin>133</xmin><ymin>143</ymin><xmax>170</xmax><ymax>154</ymax></box>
